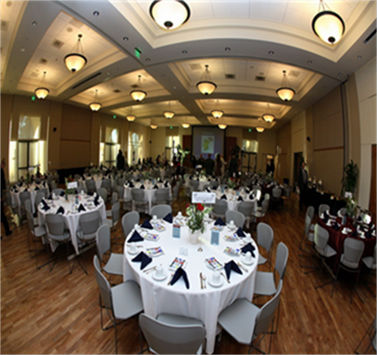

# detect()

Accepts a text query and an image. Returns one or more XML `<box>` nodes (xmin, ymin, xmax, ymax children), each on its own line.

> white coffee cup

<box><xmin>212</xmin><ymin>271</ymin><xmax>221</xmax><ymax>283</ymax></box>
<box><xmin>129</xmin><ymin>244</ymin><xmax>137</xmax><ymax>254</ymax></box>
<box><xmin>153</xmin><ymin>215</ymin><xmax>157</xmax><ymax>221</ymax></box>
<box><xmin>245</xmin><ymin>251</ymin><xmax>252</xmax><ymax>262</ymax></box>
<box><xmin>177</xmin><ymin>211</ymin><xmax>182</xmax><ymax>218</ymax></box>
<box><xmin>156</xmin><ymin>264</ymin><xmax>164</xmax><ymax>276</ymax></box>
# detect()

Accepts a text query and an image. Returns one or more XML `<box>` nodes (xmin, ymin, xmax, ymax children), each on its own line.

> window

<box><xmin>166</xmin><ymin>135</ymin><xmax>180</xmax><ymax>159</ymax></box>
<box><xmin>99</xmin><ymin>127</ymin><xmax>120</xmax><ymax>168</ymax></box>
<box><xmin>242</xmin><ymin>139</ymin><xmax>258</xmax><ymax>153</ymax></box>
<box><xmin>128</xmin><ymin>132</ymin><xmax>143</xmax><ymax>165</ymax></box>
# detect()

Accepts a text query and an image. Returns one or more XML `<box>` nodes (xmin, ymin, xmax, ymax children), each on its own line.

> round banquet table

<box><xmin>38</xmin><ymin>194</ymin><xmax>106</xmax><ymax>254</ymax></box>
<box><xmin>215</xmin><ymin>188</ymin><xmax>258</xmax><ymax>212</ymax></box>
<box><xmin>11</xmin><ymin>182</ymin><xmax>48</xmax><ymax>215</ymax></box>
<box><xmin>123</xmin><ymin>218</ymin><xmax>258</xmax><ymax>354</ymax></box>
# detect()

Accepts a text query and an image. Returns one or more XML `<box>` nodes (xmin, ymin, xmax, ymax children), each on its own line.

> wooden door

<box><xmin>369</xmin><ymin>144</ymin><xmax>376</xmax><ymax>222</ymax></box>
<box><xmin>182</xmin><ymin>135</ymin><xmax>192</xmax><ymax>150</ymax></box>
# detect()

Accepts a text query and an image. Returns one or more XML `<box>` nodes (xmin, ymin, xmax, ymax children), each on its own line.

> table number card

<box><xmin>210</xmin><ymin>230</ymin><xmax>220</xmax><ymax>245</ymax></box>
<box><xmin>173</xmin><ymin>224</ymin><xmax>181</xmax><ymax>239</ymax></box>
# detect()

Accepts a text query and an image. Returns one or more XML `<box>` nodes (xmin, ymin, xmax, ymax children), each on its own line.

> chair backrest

<box><xmin>254</xmin><ymin>279</ymin><xmax>283</xmax><ymax>337</ymax></box>
<box><xmin>155</xmin><ymin>188</ymin><xmax>170</xmax><ymax>202</ymax></box>
<box><xmin>79</xmin><ymin>210</ymin><xmax>101</xmax><ymax>235</ymax></box>
<box><xmin>306</xmin><ymin>206</ymin><xmax>315</xmax><ymax>221</ymax></box>
<box><xmin>304</xmin><ymin>214</ymin><xmax>313</xmax><ymax>237</ymax></box>
<box><xmin>272</xmin><ymin>186</ymin><xmax>282</xmax><ymax>198</ymax></box>
<box><xmin>35</xmin><ymin>190</ymin><xmax>46</xmax><ymax>209</ymax></box>
<box><xmin>257</xmin><ymin>222</ymin><xmax>274</xmax><ymax>252</ymax></box>
<box><xmin>111</xmin><ymin>201</ymin><xmax>121</xmax><ymax>224</ymax></box>
<box><xmin>190</xmin><ymin>180</ymin><xmax>199</xmax><ymax>190</ymax></box>
<box><xmin>260</xmin><ymin>198</ymin><xmax>269</xmax><ymax>214</ymax></box>
<box><xmin>97</xmin><ymin>187</ymin><xmax>108</xmax><ymax>202</ymax></box>
<box><xmin>264</xmin><ymin>193</ymin><xmax>270</xmax><ymax>201</ymax></box>
<box><xmin>52</xmin><ymin>188</ymin><xmax>64</xmax><ymax>196</ymax></box>
<box><xmin>139</xmin><ymin>313</ymin><xmax>205</xmax><ymax>354</ymax></box>
<box><xmin>101</xmin><ymin>178</ymin><xmax>111</xmax><ymax>192</ymax></box>
<box><xmin>237</xmin><ymin>201</ymin><xmax>255</xmax><ymax>217</ymax></box>
<box><xmin>115</xmin><ymin>185</ymin><xmax>124</xmax><ymax>200</ymax></box>
<box><xmin>314</xmin><ymin>224</ymin><xmax>330</xmax><ymax>251</ymax></box>
<box><xmin>213</xmin><ymin>199</ymin><xmax>227</xmax><ymax>215</ymax></box>
<box><xmin>225</xmin><ymin>210</ymin><xmax>245</xmax><ymax>228</ymax></box>
<box><xmin>132</xmin><ymin>188</ymin><xmax>145</xmax><ymax>201</ymax></box>
<box><xmin>46</xmin><ymin>214</ymin><xmax>66</xmax><ymax>236</ymax></box>
<box><xmin>150</xmin><ymin>204</ymin><xmax>172</xmax><ymax>219</ymax></box>
<box><xmin>26</xmin><ymin>208</ymin><xmax>35</xmax><ymax>231</ymax></box>
<box><xmin>122</xmin><ymin>211</ymin><xmax>140</xmax><ymax>238</ymax></box>
<box><xmin>275</xmin><ymin>242</ymin><xmax>289</xmax><ymax>279</ymax></box>
<box><xmin>338</xmin><ymin>207</ymin><xmax>347</xmax><ymax>217</ymax></box>
<box><xmin>318</xmin><ymin>204</ymin><xmax>330</xmax><ymax>216</ymax></box>
<box><xmin>172</xmin><ymin>183</ymin><xmax>180</xmax><ymax>199</ymax></box>
<box><xmin>252</xmin><ymin>188</ymin><xmax>262</xmax><ymax>201</ymax></box>
<box><xmin>93</xmin><ymin>255</ymin><xmax>113</xmax><ymax>310</ymax></box>
<box><xmin>342</xmin><ymin>237</ymin><xmax>365</xmax><ymax>267</ymax></box>
<box><xmin>86</xmin><ymin>179</ymin><xmax>96</xmax><ymax>193</ymax></box>
<box><xmin>24</xmin><ymin>198</ymin><xmax>33</xmax><ymax>214</ymax></box>
<box><xmin>111</xmin><ymin>191</ymin><xmax>118</xmax><ymax>205</ymax></box>
<box><xmin>96</xmin><ymin>224</ymin><xmax>111</xmax><ymax>261</ymax></box>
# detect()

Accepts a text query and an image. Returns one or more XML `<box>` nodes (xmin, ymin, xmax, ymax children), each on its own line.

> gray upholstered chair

<box><xmin>122</xmin><ymin>211</ymin><xmax>140</xmax><ymax>240</ymax></box>
<box><xmin>237</xmin><ymin>201</ymin><xmax>256</xmax><ymax>229</ymax></box>
<box><xmin>256</xmin><ymin>222</ymin><xmax>274</xmax><ymax>267</ymax></box>
<box><xmin>106</xmin><ymin>201</ymin><xmax>120</xmax><ymax>229</ymax></box>
<box><xmin>150</xmin><ymin>204</ymin><xmax>172</xmax><ymax>219</ymax></box>
<box><xmin>318</xmin><ymin>204</ymin><xmax>330</xmax><ymax>216</ymax></box>
<box><xmin>153</xmin><ymin>188</ymin><xmax>170</xmax><ymax>206</ymax></box>
<box><xmin>131</xmin><ymin>188</ymin><xmax>148</xmax><ymax>214</ymax></box>
<box><xmin>225</xmin><ymin>210</ymin><xmax>245</xmax><ymax>229</ymax></box>
<box><xmin>77</xmin><ymin>210</ymin><xmax>102</xmax><ymax>244</ymax></box>
<box><xmin>211</xmin><ymin>199</ymin><xmax>227</xmax><ymax>220</ymax></box>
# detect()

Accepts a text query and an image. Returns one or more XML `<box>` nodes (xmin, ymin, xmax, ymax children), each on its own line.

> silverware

<box><xmin>167</xmin><ymin>272</ymin><xmax>175</xmax><ymax>285</ymax></box>
<box><xmin>199</xmin><ymin>273</ymin><xmax>203</xmax><ymax>289</ymax></box>
<box><xmin>236</xmin><ymin>261</ymin><xmax>249</xmax><ymax>273</ymax></box>
<box><xmin>202</xmin><ymin>273</ymin><xmax>207</xmax><ymax>289</ymax></box>
<box><xmin>143</xmin><ymin>266</ymin><xmax>157</xmax><ymax>273</ymax></box>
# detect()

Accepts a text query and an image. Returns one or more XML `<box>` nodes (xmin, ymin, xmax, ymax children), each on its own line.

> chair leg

<box><xmin>114</xmin><ymin>319</ymin><xmax>118</xmax><ymax>354</ymax></box>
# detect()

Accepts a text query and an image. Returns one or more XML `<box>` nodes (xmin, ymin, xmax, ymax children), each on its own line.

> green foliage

<box><xmin>186</xmin><ymin>203</ymin><xmax>212</xmax><ymax>233</ymax></box>
<box><xmin>342</xmin><ymin>160</ymin><xmax>358</xmax><ymax>194</ymax></box>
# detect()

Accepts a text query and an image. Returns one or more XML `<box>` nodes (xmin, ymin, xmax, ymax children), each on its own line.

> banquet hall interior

<box><xmin>1</xmin><ymin>0</ymin><xmax>376</xmax><ymax>354</ymax></box>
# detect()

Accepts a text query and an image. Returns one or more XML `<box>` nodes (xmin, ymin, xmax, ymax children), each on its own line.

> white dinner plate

<box><xmin>208</xmin><ymin>278</ymin><xmax>224</xmax><ymax>288</ymax></box>
<box><xmin>152</xmin><ymin>271</ymin><xmax>168</xmax><ymax>281</ymax></box>
<box><xmin>127</xmin><ymin>247</ymin><xmax>139</xmax><ymax>255</ymax></box>
<box><xmin>241</xmin><ymin>256</ymin><xmax>254</xmax><ymax>265</ymax></box>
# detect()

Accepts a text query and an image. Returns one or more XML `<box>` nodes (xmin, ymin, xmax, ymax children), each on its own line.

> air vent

<box><xmin>71</xmin><ymin>72</ymin><xmax>102</xmax><ymax>90</ymax></box>
<box><xmin>189</xmin><ymin>63</ymin><xmax>202</xmax><ymax>71</ymax></box>
<box><xmin>40</xmin><ymin>58</ymin><xmax>48</xmax><ymax>64</ymax></box>
<box><xmin>255</xmin><ymin>75</ymin><xmax>265</xmax><ymax>81</ymax></box>
<box><xmin>52</xmin><ymin>39</ymin><xmax>64</xmax><ymax>49</ymax></box>
<box><xmin>113</xmin><ymin>89</ymin><xmax>121</xmax><ymax>93</ymax></box>
<box><xmin>364</xmin><ymin>29</ymin><xmax>376</xmax><ymax>43</ymax></box>
<box><xmin>225</xmin><ymin>73</ymin><xmax>235</xmax><ymax>79</ymax></box>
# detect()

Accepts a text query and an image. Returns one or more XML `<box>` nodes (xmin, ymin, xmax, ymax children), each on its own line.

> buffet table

<box><xmin>123</xmin><ymin>217</ymin><xmax>258</xmax><ymax>354</ymax></box>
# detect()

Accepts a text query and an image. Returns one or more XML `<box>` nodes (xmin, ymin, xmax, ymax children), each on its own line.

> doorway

<box><xmin>17</xmin><ymin>140</ymin><xmax>40</xmax><ymax>179</ymax></box>
<box><xmin>293</xmin><ymin>152</ymin><xmax>304</xmax><ymax>187</ymax></box>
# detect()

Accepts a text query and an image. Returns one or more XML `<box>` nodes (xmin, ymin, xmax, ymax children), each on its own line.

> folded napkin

<box><xmin>56</xmin><ymin>206</ymin><xmax>65</xmax><ymax>214</ymax></box>
<box><xmin>78</xmin><ymin>204</ymin><xmax>86</xmax><ymax>212</ymax></box>
<box><xmin>237</xmin><ymin>196</ymin><xmax>243</xmax><ymax>201</ymax></box>
<box><xmin>189</xmin><ymin>176</ymin><xmax>193</xmax><ymax>180</ymax></box>
<box><xmin>153</xmin><ymin>184</ymin><xmax>159</xmax><ymax>189</ymax></box>
<box><xmin>141</xmin><ymin>219</ymin><xmax>153</xmax><ymax>229</ymax></box>
<box><xmin>163</xmin><ymin>213</ymin><xmax>173</xmax><ymax>223</ymax></box>
<box><xmin>224</xmin><ymin>260</ymin><xmax>243</xmax><ymax>281</ymax></box>
<box><xmin>136</xmin><ymin>178</ymin><xmax>140</xmax><ymax>182</ymax></box>
<box><xmin>249</xmin><ymin>193</ymin><xmax>255</xmax><ymax>200</ymax></box>
<box><xmin>221</xmin><ymin>194</ymin><xmax>227</xmax><ymax>200</ymax></box>
<box><xmin>214</xmin><ymin>218</ymin><xmax>225</xmax><ymax>226</ymax></box>
<box><xmin>333</xmin><ymin>223</ymin><xmax>340</xmax><ymax>231</ymax></box>
<box><xmin>365</xmin><ymin>230</ymin><xmax>373</xmax><ymax>239</ymax></box>
<box><xmin>131</xmin><ymin>251</ymin><xmax>152</xmax><ymax>270</ymax></box>
<box><xmin>241</xmin><ymin>243</ymin><xmax>256</xmax><ymax>257</ymax></box>
<box><xmin>18</xmin><ymin>182</ymin><xmax>23</xmax><ymax>187</ymax></box>
<box><xmin>128</xmin><ymin>181</ymin><xmax>135</xmax><ymax>188</ymax></box>
<box><xmin>140</xmin><ymin>184</ymin><xmax>145</xmax><ymax>189</ymax></box>
<box><xmin>94</xmin><ymin>195</ymin><xmax>100</xmax><ymax>206</ymax></box>
<box><xmin>164</xmin><ymin>182</ymin><xmax>169</xmax><ymax>187</ymax></box>
<box><xmin>41</xmin><ymin>199</ymin><xmax>50</xmax><ymax>211</ymax></box>
<box><xmin>47</xmin><ymin>194</ymin><xmax>53</xmax><ymax>200</ymax></box>
<box><xmin>206</xmin><ymin>188</ymin><xmax>211</xmax><ymax>192</ymax></box>
<box><xmin>224</xmin><ymin>186</ymin><xmax>228</xmax><ymax>190</ymax></box>
<box><xmin>35</xmin><ymin>186</ymin><xmax>40</xmax><ymax>191</ymax></box>
<box><xmin>128</xmin><ymin>230</ymin><xmax>144</xmax><ymax>243</ymax></box>
<box><xmin>14</xmin><ymin>189</ymin><xmax>19</xmax><ymax>193</ymax></box>
<box><xmin>236</xmin><ymin>227</ymin><xmax>246</xmax><ymax>237</ymax></box>
<box><xmin>245</xmin><ymin>188</ymin><xmax>250</xmax><ymax>193</ymax></box>
<box><xmin>170</xmin><ymin>267</ymin><xmax>190</xmax><ymax>289</ymax></box>
<box><xmin>60</xmin><ymin>191</ymin><xmax>65</xmax><ymax>197</ymax></box>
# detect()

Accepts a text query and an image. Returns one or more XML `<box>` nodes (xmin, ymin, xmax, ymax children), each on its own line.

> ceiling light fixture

<box><xmin>196</xmin><ymin>64</ymin><xmax>217</xmax><ymax>95</ymax></box>
<box><xmin>276</xmin><ymin>70</ymin><xmax>295</xmax><ymax>102</ymax></box>
<box><xmin>34</xmin><ymin>71</ymin><xmax>49</xmax><ymax>99</ymax></box>
<box><xmin>130</xmin><ymin>74</ymin><xmax>147</xmax><ymax>102</ymax></box>
<box><xmin>262</xmin><ymin>113</ymin><xmax>275</xmax><ymax>123</ymax></box>
<box><xmin>150</xmin><ymin>124</ymin><xmax>158</xmax><ymax>129</ymax></box>
<box><xmin>163</xmin><ymin>101</ymin><xmax>175</xmax><ymax>119</ymax></box>
<box><xmin>312</xmin><ymin>0</ymin><xmax>345</xmax><ymax>45</ymax></box>
<box><xmin>64</xmin><ymin>34</ymin><xmax>87</xmax><ymax>73</ymax></box>
<box><xmin>182</xmin><ymin>123</ymin><xmax>190</xmax><ymax>128</ymax></box>
<box><xmin>218</xmin><ymin>124</ymin><xmax>227</xmax><ymax>129</ymax></box>
<box><xmin>89</xmin><ymin>89</ymin><xmax>101</xmax><ymax>111</ymax></box>
<box><xmin>256</xmin><ymin>127</ymin><xmax>265</xmax><ymax>133</ymax></box>
<box><xmin>126</xmin><ymin>106</ymin><xmax>136</xmax><ymax>121</ymax></box>
<box><xmin>150</xmin><ymin>0</ymin><xmax>190</xmax><ymax>31</ymax></box>
<box><xmin>211</xmin><ymin>109</ymin><xmax>224</xmax><ymax>119</ymax></box>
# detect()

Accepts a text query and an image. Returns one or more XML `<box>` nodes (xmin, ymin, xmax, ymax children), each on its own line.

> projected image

<box><xmin>202</xmin><ymin>136</ymin><xmax>214</xmax><ymax>154</ymax></box>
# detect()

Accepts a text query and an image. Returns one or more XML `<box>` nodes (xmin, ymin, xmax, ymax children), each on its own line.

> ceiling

<box><xmin>1</xmin><ymin>0</ymin><xmax>376</xmax><ymax>131</ymax></box>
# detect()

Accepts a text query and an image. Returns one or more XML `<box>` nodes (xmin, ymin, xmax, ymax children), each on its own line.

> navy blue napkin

<box><xmin>78</xmin><ymin>204</ymin><xmax>86</xmax><ymax>212</ymax></box>
<box><xmin>237</xmin><ymin>196</ymin><xmax>243</xmax><ymax>201</ymax></box>
<box><xmin>128</xmin><ymin>230</ymin><xmax>144</xmax><ymax>243</ymax></box>
<box><xmin>206</xmin><ymin>188</ymin><xmax>211</xmax><ymax>192</ymax></box>
<box><xmin>14</xmin><ymin>189</ymin><xmax>19</xmax><ymax>193</ymax></box>
<box><xmin>41</xmin><ymin>199</ymin><xmax>50</xmax><ymax>211</ymax></box>
<box><xmin>236</xmin><ymin>227</ymin><xmax>246</xmax><ymax>237</ymax></box>
<box><xmin>224</xmin><ymin>186</ymin><xmax>228</xmax><ymax>190</ymax></box>
<box><xmin>245</xmin><ymin>188</ymin><xmax>250</xmax><ymax>193</ymax></box>
<box><xmin>241</xmin><ymin>243</ymin><xmax>256</xmax><ymax>257</ymax></box>
<box><xmin>221</xmin><ymin>194</ymin><xmax>227</xmax><ymax>200</ymax></box>
<box><xmin>18</xmin><ymin>182</ymin><xmax>23</xmax><ymax>187</ymax></box>
<box><xmin>131</xmin><ymin>251</ymin><xmax>152</xmax><ymax>270</ymax></box>
<box><xmin>215</xmin><ymin>218</ymin><xmax>225</xmax><ymax>226</ymax></box>
<box><xmin>141</xmin><ymin>219</ymin><xmax>153</xmax><ymax>229</ymax></box>
<box><xmin>128</xmin><ymin>181</ymin><xmax>134</xmax><ymax>188</ymax></box>
<box><xmin>164</xmin><ymin>182</ymin><xmax>169</xmax><ymax>187</ymax></box>
<box><xmin>140</xmin><ymin>184</ymin><xmax>145</xmax><ymax>189</ymax></box>
<box><xmin>94</xmin><ymin>195</ymin><xmax>100</xmax><ymax>206</ymax></box>
<box><xmin>47</xmin><ymin>194</ymin><xmax>52</xmax><ymax>200</ymax></box>
<box><xmin>56</xmin><ymin>206</ymin><xmax>64</xmax><ymax>214</ymax></box>
<box><xmin>163</xmin><ymin>213</ymin><xmax>173</xmax><ymax>223</ymax></box>
<box><xmin>249</xmin><ymin>193</ymin><xmax>255</xmax><ymax>200</ymax></box>
<box><xmin>35</xmin><ymin>186</ymin><xmax>40</xmax><ymax>191</ymax></box>
<box><xmin>224</xmin><ymin>260</ymin><xmax>242</xmax><ymax>281</ymax></box>
<box><xmin>153</xmin><ymin>184</ymin><xmax>158</xmax><ymax>189</ymax></box>
<box><xmin>170</xmin><ymin>267</ymin><xmax>190</xmax><ymax>289</ymax></box>
<box><xmin>136</xmin><ymin>178</ymin><xmax>140</xmax><ymax>182</ymax></box>
<box><xmin>60</xmin><ymin>191</ymin><xmax>65</xmax><ymax>197</ymax></box>
<box><xmin>189</xmin><ymin>176</ymin><xmax>193</xmax><ymax>180</ymax></box>
<box><xmin>333</xmin><ymin>223</ymin><xmax>340</xmax><ymax>231</ymax></box>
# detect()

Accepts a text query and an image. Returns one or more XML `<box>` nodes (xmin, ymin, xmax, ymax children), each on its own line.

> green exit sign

<box><xmin>248</xmin><ymin>128</ymin><xmax>252</xmax><ymax>132</ymax></box>
<box><xmin>134</xmin><ymin>47</ymin><xmax>142</xmax><ymax>59</ymax></box>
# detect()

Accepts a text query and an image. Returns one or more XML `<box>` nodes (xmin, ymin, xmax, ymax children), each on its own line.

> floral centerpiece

<box><xmin>345</xmin><ymin>197</ymin><xmax>357</xmax><ymax>218</ymax></box>
<box><xmin>227</xmin><ymin>177</ymin><xmax>237</xmax><ymax>190</ymax></box>
<box><xmin>186</xmin><ymin>203</ymin><xmax>212</xmax><ymax>234</ymax></box>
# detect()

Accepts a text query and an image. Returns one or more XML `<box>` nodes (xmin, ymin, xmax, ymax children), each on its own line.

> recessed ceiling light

<box><xmin>93</xmin><ymin>10</ymin><xmax>100</xmax><ymax>16</ymax></box>
<box><xmin>20</xmin><ymin>48</ymin><xmax>25</xmax><ymax>52</ymax></box>
<box><xmin>145</xmin><ymin>58</ymin><xmax>151</xmax><ymax>62</ymax></box>
<box><xmin>225</xmin><ymin>47</ymin><xmax>231</xmax><ymax>51</ymax></box>
<box><xmin>123</xmin><ymin>36</ymin><xmax>129</xmax><ymax>41</ymax></box>
<box><xmin>268</xmin><ymin>50</ymin><xmax>274</xmax><ymax>55</ymax></box>
<box><xmin>32</xmin><ymin>20</ymin><xmax>37</xmax><ymax>26</ymax></box>
<box><xmin>357</xmin><ymin>55</ymin><xmax>362</xmax><ymax>60</ymax></box>
<box><xmin>182</xmin><ymin>49</ymin><xmax>188</xmax><ymax>54</ymax></box>
<box><xmin>307</xmin><ymin>60</ymin><xmax>313</xmax><ymax>64</ymax></box>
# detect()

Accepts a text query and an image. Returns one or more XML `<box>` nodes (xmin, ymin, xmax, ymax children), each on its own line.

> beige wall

<box><xmin>276</xmin><ymin>122</ymin><xmax>291</xmax><ymax>183</ymax></box>
<box><xmin>290</xmin><ymin>111</ymin><xmax>306</xmax><ymax>184</ymax></box>
<box><xmin>355</xmin><ymin>56</ymin><xmax>377</xmax><ymax>209</ymax></box>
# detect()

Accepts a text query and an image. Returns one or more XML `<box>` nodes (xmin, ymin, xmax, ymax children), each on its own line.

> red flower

<box><xmin>196</xmin><ymin>203</ymin><xmax>204</xmax><ymax>211</ymax></box>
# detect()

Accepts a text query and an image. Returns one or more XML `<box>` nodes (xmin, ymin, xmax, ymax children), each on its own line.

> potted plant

<box><xmin>342</xmin><ymin>160</ymin><xmax>358</xmax><ymax>196</ymax></box>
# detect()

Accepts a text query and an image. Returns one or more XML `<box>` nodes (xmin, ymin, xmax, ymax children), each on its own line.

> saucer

<box><xmin>241</xmin><ymin>255</ymin><xmax>254</xmax><ymax>265</ymax></box>
<box><xmin>208</xmin><ymin>278</ymin><xmax>224</xmax><ymax>288</ymax></box>
<box><xmin>152</xmin><ymin>271</ymin><xmax>168</xmax><ymax>281</ymax></box>
<box><xmin>127</xmin><ymin>247</ymin><xmax>139</xmax><ymax>255</ymax></box>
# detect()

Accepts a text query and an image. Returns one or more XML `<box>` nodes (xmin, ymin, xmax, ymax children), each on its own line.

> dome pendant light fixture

<box><xmin>64</xmin><ymin>34</ymin><xmax>87</xmax><ymax>73</ymax></box>
<box><xmin>218</xmin><ymin>124</ymin><xmax>227</xmax><ymax>130</ymax></box>
<box><xmin>256</xmin><ymin>127</ymin><xmax>265</xmax><ymax>133</ymax></box>
<box><xmin>150</xmin><ymin>0</ymin><xmax>190</xmax><ymax>31</ymax></box>
<box><xmin>150</xmin><ymin>124</ymin><xmax>158</xmax><ymax>129</ymax></box>
<box><xmin>130</xmin><ymin>75</ymin><xmax>147</xmax><ymax>102</ymax></box>
<box><xmin>163</xmin><ymin>101</ymin><xmax>175</xmax><ymax>119</ymax></box>
<box><xmin>276</xmin><ymin>70</ymin><xmax>295</xmax><ymax>102</ymax></box>
<box><xmin>196</xmin><ymin>64</ymin><xmax>217</xmax><ymax>95</ymax></box>
<box><xmin>312</xmin><ymin>0</ymin><xmax>345</xmax><ymax>45</ymax></box>
<box><xmin>182</xmin><ymin>123</ymin><xmax>190</xmax><ymax>128</ymax></box>
<box><xmin>211</xmin><ymin>110</ymin><xmax>224</xmax><ymax>119</ymax></box>
<box><xmin>262</xmin><ymin>113</ymin><xmax>275</xmax><ymax>123</ymax></box>
<box><xmin>126</xmin><ymin>106</ymin><xmax>136</xmax><ymax>122</ymax></box>
<box><xmin>89</xmin><ymin>89</ymin><xmax>101</xmax><ymax>111</ymax></box>
<box><xmin>34</xmin><ymin>71</ymin><xmax>49</xmax><ymax>99</ymax></box>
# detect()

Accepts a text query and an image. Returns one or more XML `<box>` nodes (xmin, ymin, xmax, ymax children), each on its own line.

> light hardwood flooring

<box><xmin>1</xmin><ymin>191</ymin><xmax>375</xmax><ymax>354</ymax></box>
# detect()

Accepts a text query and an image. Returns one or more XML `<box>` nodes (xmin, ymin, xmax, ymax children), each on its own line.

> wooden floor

<box><xmin>1</xmin><ymin>191</ymin><xmax>376</xmax><ymax>354</ymax></box>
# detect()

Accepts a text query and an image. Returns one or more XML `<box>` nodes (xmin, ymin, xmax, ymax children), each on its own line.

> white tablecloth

<box><xmin>38</xmin><ymin>194</ymin><xmax>106</xmax><ymax>254</ymax></box>
<box><xmin>215</xmin><ymin>189</ymin><xmax>258</xmax><ymax>213</ymax></box>
<box><xmin>123</xmin><ymin>219</ymin><xmax>258</xmax><ymax>354</ymax></box>
<box><xmin>11</xmin><ymin>183</ymin><xmax>48</xmax><ymax>215</ymax></box>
